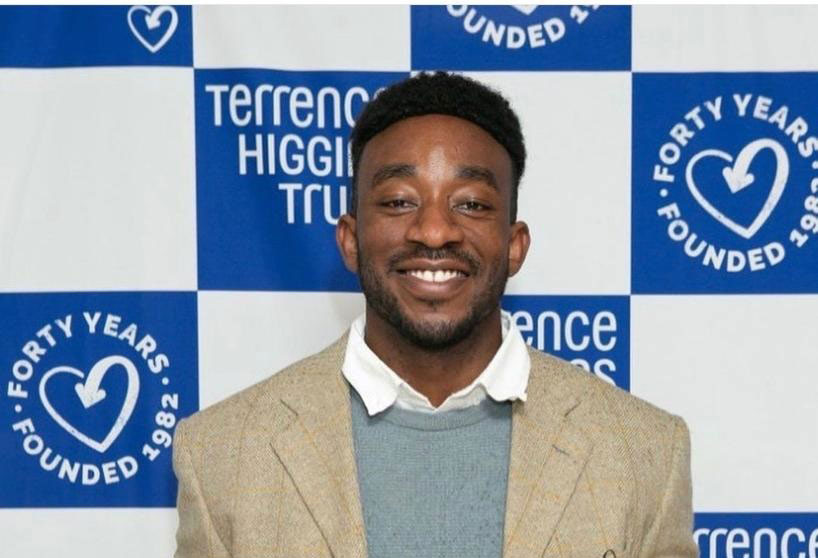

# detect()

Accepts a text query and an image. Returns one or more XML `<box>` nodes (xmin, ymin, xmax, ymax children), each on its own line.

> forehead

<box><xmin>358</xmin><ymin>114</ymin><xmax>513</xmax><ymax>182</ymax></box>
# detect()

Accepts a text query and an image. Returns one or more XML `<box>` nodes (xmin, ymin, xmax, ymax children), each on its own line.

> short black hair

<box><xmin>349</xmin><ymin>71</ymin><xmax>526</xmax><ymax>221</ymax></box>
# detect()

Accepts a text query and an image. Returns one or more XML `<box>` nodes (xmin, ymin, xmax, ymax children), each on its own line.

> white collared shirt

<box><xmin>341</xmin><ymin>311</ymin><xmax>531</xmax><ymax>416</ymax></box>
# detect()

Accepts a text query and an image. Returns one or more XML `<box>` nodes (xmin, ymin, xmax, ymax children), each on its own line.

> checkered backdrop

<box><xmin>1</xmin><ymin>5</ymin><xmax>817</xmax><ymax>557</ymax></box>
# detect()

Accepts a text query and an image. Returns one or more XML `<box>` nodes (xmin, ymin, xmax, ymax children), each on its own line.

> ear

<box><xmin>507</xmin><ymin>221</ymin><xmax>531</xmax><ymax>277</ymax></box>
<box><xmin>336</xmin><ymin>213</ymin><xmax>359</xmax><ymax>273</ymax></box>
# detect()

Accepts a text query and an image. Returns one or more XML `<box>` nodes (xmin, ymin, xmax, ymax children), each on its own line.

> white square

<box><xmin>464</xmin><ymin>72</ymin><xmax>631</xmax><ymax>295</ymax></box>
<box><xmin>0</xmin><ymin>508</ymin><xmax>177</xmax><ymax>557</ymax></box>
<box><xmin>193</xmin><ymin>5</ymin><xmax>410</xmax><ymax>71</ymax></box>
<box><xmin>0</xmin><ymin>68</ymin><xmax>196</xmax><ymax>292</ymax></box>
<box><xmin>197</xmin><ymin>290</ymin><xmax>365</xmax><ymax>408</ymax></box>
<box><xmin>633</xmin><ymin>5</ymin><xmax>818</xmax><ymax>71</ymax></box>
<box><xmin>631</xmin><ymin>295</ymin><xmax>818</xmax><ymax>511</ymax></box>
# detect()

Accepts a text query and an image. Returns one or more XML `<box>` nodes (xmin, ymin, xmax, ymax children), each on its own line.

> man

<box><xmin>173</xmin><ymin>72</ymin><xmax>698</xmax><ymax>558</ymax></box>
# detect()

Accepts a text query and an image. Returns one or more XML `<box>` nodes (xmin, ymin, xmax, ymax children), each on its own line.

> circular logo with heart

<box><xmin>649</xmin><ymin>91</ymin><xmax>818</xmax><ymax>275</ymax></box>
<box><xmin>7</xmin><ymin>311</ymin><xmax>180</xmax><ymax>488</ymax></box>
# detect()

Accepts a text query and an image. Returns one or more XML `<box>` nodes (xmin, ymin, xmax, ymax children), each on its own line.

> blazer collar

<box><xmin>268</xmin><ymin>333</ymin><xmax>593</xmax><ymax>558</ymax></box>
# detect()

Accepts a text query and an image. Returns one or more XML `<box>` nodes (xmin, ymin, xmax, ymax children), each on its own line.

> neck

<box><xmin>363</xmin><ymin>306</ymin><xmax>503</xmax><ymax>407</ymax></box>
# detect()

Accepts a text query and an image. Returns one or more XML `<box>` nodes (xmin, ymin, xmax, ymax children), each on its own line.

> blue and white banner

<box><xmin>503</xmin><ymin>295</ymin><xmax>630</xmax><ymax>390</ymax></box>
<box><xmin>633</xmin><ymin>73</ymin><xmax>818</xmax><ymax>293</ymax></box>
<box><xmin>411</xmin><ymin>5</ymin><xmax>630</xmax><ymax>70</ymax></box>
<box><xmin>195</xmin><ymin>69</ymin><xmax>405</xmax><ymax>291</ymax></box>
<box><xmin>0</xmin><ymin>6</ymin><xmax>192</xmax><ymax>67</ymax></box>
<box><xmin>695</xmin><ymin>514</ymin><xmax>818</xmax><ymax>558</ymax></box>
<box><xmin>0</xmin><ymin>292</ymin><xmax>198</xmax><ymax>508</ymax></box>
<box><xmin>1</xmin><ymin>5</ymin><xmax>816</xmax><ymax>557</ymax></box>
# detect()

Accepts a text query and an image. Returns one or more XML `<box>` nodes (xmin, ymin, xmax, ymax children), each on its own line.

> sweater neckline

<box><xmin>349</xmin><ymin>384</ymin><xmax>512</xmax><ymax>431</ymax></box>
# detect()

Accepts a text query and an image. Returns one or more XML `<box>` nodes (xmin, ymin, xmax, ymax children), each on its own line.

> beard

<box><xmin>357</xmin><ymin>244</ymin><xmax>509</xmax><ymax>351</ymax></box>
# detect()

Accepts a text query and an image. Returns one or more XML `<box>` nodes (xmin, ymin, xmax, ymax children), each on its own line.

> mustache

<box><xmin>388</xmin><ymin>247</ymin><xmax>481</xmax><ymax>274</ymax></box>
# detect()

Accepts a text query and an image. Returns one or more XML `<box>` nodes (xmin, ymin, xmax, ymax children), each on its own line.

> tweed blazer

<box><xmin>173</xmin><ymin>333</ymin><xmax>698</xmax><ymax>558</ymax></box>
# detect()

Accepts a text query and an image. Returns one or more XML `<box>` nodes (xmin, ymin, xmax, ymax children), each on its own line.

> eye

<box><xmin>456</xmin><ymin>199</ymin><xmax>492</xmax><ymax>212</ymax></box>
<box><xmin>379</xmin><ymin>198</ymin><xmax>416</xmax><ymax>211</ymax></box>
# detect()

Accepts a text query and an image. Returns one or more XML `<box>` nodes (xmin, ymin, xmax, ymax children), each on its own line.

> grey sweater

<box><xmin>348</xmin><ymin>384</ymin><xmax>513</xmax><ymax>558</ymax></box>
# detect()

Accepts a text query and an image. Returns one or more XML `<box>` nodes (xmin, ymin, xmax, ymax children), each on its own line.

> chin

<box><xmin>390</xmin><ymin>307</ymin><xmax>482</xmax><ymax>350</ymax></box>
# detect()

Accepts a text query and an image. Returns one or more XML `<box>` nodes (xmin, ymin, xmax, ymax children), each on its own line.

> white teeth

<box><xmin>407</xmin><ymin>270</ymin><xmax>464</xmax><ymax>282</ymax></box>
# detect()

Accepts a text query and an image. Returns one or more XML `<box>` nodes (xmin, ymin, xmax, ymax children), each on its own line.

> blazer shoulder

<box><xmin>528</xmin><ymin>348</ymin><xmax>691</xmax><ymax>530</ymax></box>
<box><xmin>179</xmin><ymin>333</ymin><xmax>347</xmax><ymax>442</ymax></box>
<box><xmin>172</xmin><ymin>333</ymin><xmax>348</xmax><ymax>539</ymax></box>
<box><xmin>529</xmin><ymin>347</ymin><xmax>684</xmax><ymax>435</ymax></box>
<box><xmin>529</xmin><ymin>347</ymin><xmax>687</xmax><ymax>481</ymax></box>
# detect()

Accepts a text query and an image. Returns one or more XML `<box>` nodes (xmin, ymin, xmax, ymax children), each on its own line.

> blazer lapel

<box><xmin>503</xmin><ymin>351</ymin><xmax>594</xmax><ymax>558</ymax></box>
<box><xmin>270</xmin><ymin>336</ymin><xmax>368</xmax><ymax>558</ymax></box>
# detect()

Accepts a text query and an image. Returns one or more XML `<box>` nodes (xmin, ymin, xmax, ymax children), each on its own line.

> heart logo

<box><xmin>38</xmin><ymin>355</ymin><xmax>140</xmax><ymax>453</ymax></box>
<box><xmin>127</xmin><ymin>5</ymin><xmax>178</xmax><ymax>54</ymax></box>
<box><xmin>685</xmin><ymin>138</ymin><xmax>789</xmax><ymax>240</ymax></box>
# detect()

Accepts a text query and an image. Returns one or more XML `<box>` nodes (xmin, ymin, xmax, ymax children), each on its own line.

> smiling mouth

<box><xmin>398</xmin><ymin>269</ymin><xmax>468</xmax><ymax>283</ymax></box>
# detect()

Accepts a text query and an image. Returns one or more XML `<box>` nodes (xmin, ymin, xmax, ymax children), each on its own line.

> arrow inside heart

<box><xmin>722</xmin><ymin>166</ymin><xmax>754</xmax><ymax>193</ymax></box>
<box><xmin>74</xmin><ymin>359</ymin><xmax>113</xmax><ymax>408</ymax></box>
<box><xmin>685</xmin><ymin>138</ymin><xmax>789</xmax><ymax>240</ymax></box>
<box><xmin>145</xmin><ymin>9</ymin><xmax>164</xmax><ymax>30</ymax></box>
<box><xmin>719</xmin><ymin>138</ymin><xmax>784</xmax><ymax>194</ymax></box>
<box><xmin>39</xmin><ymin>355</ymin><xmax>141</xmax><ymax>453</ymax></box>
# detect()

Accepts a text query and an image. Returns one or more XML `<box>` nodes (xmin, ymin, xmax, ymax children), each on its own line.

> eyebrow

<box><xmin>369</xmin><ymin>163</ymin><xmax>499</xmax><ymax>191</ymax></box>
<box><xmin>456</xmin><ymin>165</ymin><xmax>498</xmax><ymax>191</ymax></box>
<box><xmin>371</xmin><ymin>163</ymin><xmax>416</xmax><ymax>189</ymax></box>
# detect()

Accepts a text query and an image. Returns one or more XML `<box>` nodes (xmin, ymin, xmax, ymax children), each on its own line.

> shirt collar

<box><xmin>341</xmin><ymin>311</ymin><xmax>531</xmax><ymax>416</ymax></box>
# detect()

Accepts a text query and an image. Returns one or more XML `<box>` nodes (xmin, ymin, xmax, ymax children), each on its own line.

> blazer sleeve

<box><xmin>640</xmin><ymin>416</ymin><xmax>699</xmax><ymax>558</ymax></box>
<box><xmin>173</xmin><ymin>419</ymin><xmax>232</xmax><ymax>558</ymax></box>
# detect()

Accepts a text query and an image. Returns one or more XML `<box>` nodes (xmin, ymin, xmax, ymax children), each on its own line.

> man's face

<box><xmin>337</xmin><ymin>114</ymin><xmax>530</xmax><ymax>350</ymax></box>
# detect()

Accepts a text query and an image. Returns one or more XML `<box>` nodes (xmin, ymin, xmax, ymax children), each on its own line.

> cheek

<box><xmin>465</xmin><ymin>227</ymin><xmax>508</xmax><ymax>260</ymax></box>
<box><xmin>357</xmin><ymin>224</ymin><xmax>402</xmax><ymax>262</ymax></box>
<box><xmin>363</xmin><ymin>214</ymin><xmax>409</xmax><ymax>241</ymax></box>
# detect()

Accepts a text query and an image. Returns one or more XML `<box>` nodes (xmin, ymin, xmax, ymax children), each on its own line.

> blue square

<box><xmin>0</xmin><ymin>292</ymin><xmax>198</xmax><ymax>507</ymax></box>
<box><xmin>0</xmin><ymin>6</ymin><xmax>192</xmax><ymax>67</ymax></box>
<box><xmin>633</xmin><ymin>73</ymin><xmax>818</xmax><ymax>294</ymax></box>
<box><xmin>502</xmin><ymin>295</ymin><xmax>630</xmax><ymax>391</ymax></box>
<box><xmin>195</xmin><ymin>69</ymin><xmax>407</xmax><ymax>292</ymax></box>
<box><xmin>411</xmin><ymin>5</ymin><xmax>630</xmax><ymax>71</ymax></box>
<box><xmin>694</xmin><ymin>513</ymin><xmax>818</xmax><ymax>558</ymax></box>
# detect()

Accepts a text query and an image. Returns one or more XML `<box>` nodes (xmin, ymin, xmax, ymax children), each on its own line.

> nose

<box><xmin>405</xmin><ymin>199</ymin><xmax>465</xmax><ymax>248</ymax></box>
